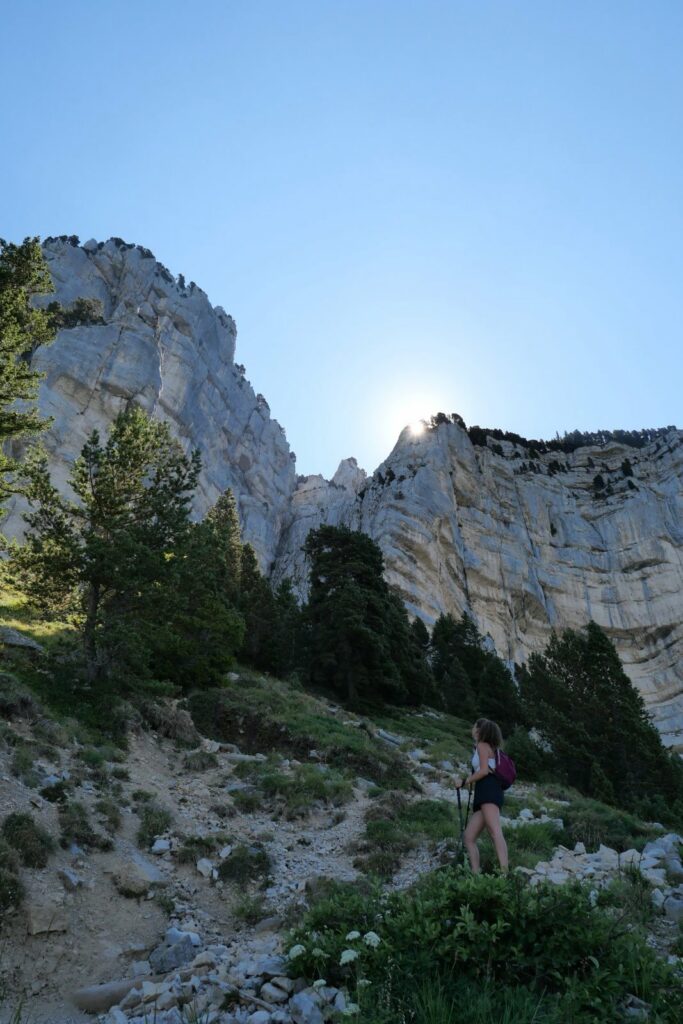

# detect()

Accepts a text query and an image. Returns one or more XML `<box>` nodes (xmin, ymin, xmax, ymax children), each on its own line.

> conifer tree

<box><xmin>7</xmin><ymin>407</ymin><xmax>200</xmax><ymax>690</ymax></box>
<box><xmin>303</xmin><ymin>525</ymin><xmax>431</xmax><ymax>705</ymax></box>
<box><xmin>520</xmin><ymin>622</ymin><xmax>683</xmax><ymax>819</ymax></box>
<box><xmin>0</xmin><ymin>237</ymin><xmax>55</xmax><ymax>504</ymax></box>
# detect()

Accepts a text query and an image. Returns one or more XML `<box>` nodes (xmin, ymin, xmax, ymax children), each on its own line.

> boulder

<box><xmin>150</xmin><ymin>934</ymin><xmax>196</xmax><ymax>973</ymax></box>
<box><xmin>289</xmin><ymin>992</ymin><xmax>324</xmax><ymax>1024</ymax></box>
<box><xmin>26</xmin><ymin>901</ymin><xmax>67</xmax><ymax>935</ymax></box>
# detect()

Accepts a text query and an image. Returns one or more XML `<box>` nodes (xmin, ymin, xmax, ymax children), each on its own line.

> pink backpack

<box><xmin>492</xmin><ymin>749</ymin><xmax>517</xmax><ymax>790</ymax></box>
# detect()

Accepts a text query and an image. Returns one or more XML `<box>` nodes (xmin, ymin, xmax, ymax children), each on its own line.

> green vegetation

<box><xmin>430</xmin><ymin>612</ymin><xmax>521</xmax><ymax>732</ymax></box>
<box><xmin>231</xmin><ymin>892</ymin><xmax>272</xmax><ymax>925</ymax></box>
<box><xmin>518</xmin><ymin>623</ymin><xmax>683</xmax><ymax>825</ymax></box>
<box><xmin>183</xmin><ymin>749</ymin><xmax>219</xmax><ymax>771</ymax></box>
<box><xmin>304</xmin><ymin>525</ymin><xmax>433</xmax><ymax>706</ymax></box>
<box><xmin>0</xmin><ymin>867</ymin><xmax>24</xmax><ymax>915</ymax></box>
<box><xmin>58</xmin><ymin>801</ymin><xmax>113</xmax><ymax>850</ymax></box>
<box><xmin>136</xmin><ymin>803</ymin><xmax>173</xmax><ymax>848</ymax></box>
<box><xmin>175</xmin><ymin>834</ymin><xmax>226</xmax><ymax>864</ymax></box>
<box><xmin>233</xmin><ymin>760</ymin><xmax>353</xmax><ymax>818</ymax></box>
<box><xmin>1</xmin><ymin>812</ymin><xmax>55</xmax><ymax>868</ymax></box>
<box><xmin>217</xmin><ymin>843</ymin><xmax>270</xmax><ymax>884</ymax></box>
<box><xmin>288</xmin><ymin>870</ymin><xmax>682</xmax><ymax>1023</ymax></box>
<box><xmin>354</xmin><ymin>793</ymin><xmax>459</xmax><ymax>879</ymax></box>
<box><xmin>0</xmin><ymin>236</ymin><xmax>55</xmax><ymax>506</ymax></box>
<box><xmin>188</xmin><ymin>679</ymin><xmax>413</xmax><ymax>789</ymax></box>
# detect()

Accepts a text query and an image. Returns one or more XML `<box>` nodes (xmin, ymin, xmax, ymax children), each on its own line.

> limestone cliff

<box><xmin>3</xmin><ymin>237</ymin><xmax>682</xmax><ymax>748</ymax></box>
<box><xmin>3</xmin><ymin>236</ymin><xmax>296</xmax><ymax>568</ymax></box>
<box><xmin>275</xmin><ymin>424</ymin><xmax>683</xmax><ymax>749</ymax></box>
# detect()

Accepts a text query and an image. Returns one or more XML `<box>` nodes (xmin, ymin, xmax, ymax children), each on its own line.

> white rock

<box><xmin>196</xmin><ymin>858</ymin><xmax>214</xmax><ymax>878</ymax></box>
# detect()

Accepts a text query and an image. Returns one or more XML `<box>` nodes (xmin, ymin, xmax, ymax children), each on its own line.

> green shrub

<box><xmin>1</xmin><ymin>812</ymin><xmax>55</xmax><ymax>867</ymax></box>
<box><xmin>217</xmin><ymin>843</ymin><xmax>270</xmax><ymax>884</ymax></box>
<box><xmin>232</xmin><ymin>893</ymin><xmax>271</xmax><ymax>925</ymax></box>
<box><xmin>561</xmin><ymin>799</ymin><xmax>657</xmax><ymax>852</ymax></box>
<box><xmin>175</xmin><ymin>834</ymin><xmax>224</xmax><ymax>864</ymax></box>
<box><xmin>183</xmin><ymin>749</ymin><xmax>219</xmax><ymax>771</ymax></box>
<box><xmin>94</xmin><ymin>797</ymin><xmax>122</xmax><ymax>834</ymax></box>
<box><xmin>137</xmin><ymin>803</ymin><xmax>173</xmax><ymax>848</ymax></box>
<box><xmin>39</xmin><ymin>779</ymin><xmax>71</xmax><ymax>803</ymax></box>
<box><xmin>59</xmin><ymin>801</ymin><xmax>113</xmax><ymax>851</ymax></box>
<box><xmin>210</xmin><ymin>802</ymin><xmax>235</xmax><ymax>820</ymax></box>
<box><xmin>132</xmin><ymin>789</ymin><xmax>154</xmax><ymax>802</ymax></box>
<box><xmin>232</xmin><ymin>789</ymin><xmax>261</xmax><ymax>813</ymax></box>
<box><xmin>0</xmin><ymin>673</ymin><xmax>43</xmax><ymax>721</ymax></box>
<box><xmin>188</xmin><ymin>683</ymin><xmax>413</xmax><ymax>789</ymax></box>
<box><xmin>287</xmin><ymin>869</ymin><xmax>682</xmax><ymax>1022</ymax></box>
<box><xmin>10</xmin><ymin>746</ymin><xmax>40</xmax><ymax>788</ymax></box>
<box><xmin>0</xmin><ymin>837</ymin><xmax>20</xmax><ymax>875</ymax></box>
<box><xmin>0</xmin><ymin>867</ymin><xmax>24</xmax><ymax>914</ymax></box>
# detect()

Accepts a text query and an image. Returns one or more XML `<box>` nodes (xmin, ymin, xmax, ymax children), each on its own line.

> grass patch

<box><xmin>365</xmin><ymin>705</ymin><xmax>473</xmax><ymax>765</ymax></box>
<box><xmin>175</xmin><ymin>834</ymin><xmax>227</xmax><ymax>864</ymax></box>
<box><xmin>94</xmin><ymin>797</ymin><xmax>122</xmax><ymax>834</ymax></box>
<box><xmin>10</xmin><ymin>745</ymin><xmax>41</xmax><ymax>788</ymax></box>
<box><xmin>217</xmin><ymin>843</ymin><xmax>271</xmax><ymax>884</ymax></box>
<box><xmin>1</xmin><ymin>812</ymin><xmax>55</xmax><ymax>868</ymax></box>
<box><xmin>0</xmin><ymin>867</ymin><xmax>24</xmax><ymax>915</ymax></box>
<box><xmin>137</xmin><ymin>803</ymin><xmax>173</xmax><ymax>848</ymax></box>
<box><xmin>355</xmin><ymin>794</ymin><xmax>459</xmax><ymax>879</ymax></box>
<box><xmin>59</xmin><ymin>801</ymin><xmax>113</xmax><ymax>851</ymax></box>
<box><xmin>188</xmin><ymin>680</ymin><xmax>414</xmax><ymax>790</ymax></box>
<box><xmin>0</xmin><ymin>583</ymin><xmax>74</xmax><ymax>649</ymax></box>
<box><xmin>232</xmin><ymin>892</ymin><xmax>272</xmax><ymax>925</ymax></box>
<box><xmin>234</xmin><ymin>761</ymin><xmax>354</xmax><ymax>818</ymax></box>
<box><xmin>183</xmin><ymin>749</ymin><xmax>219</xmax><ymax>772</ymax></box>
<box><xmin>553</xmin><ymin>792</ymin><xmax>659</xmax><ymax>852</ymax></box>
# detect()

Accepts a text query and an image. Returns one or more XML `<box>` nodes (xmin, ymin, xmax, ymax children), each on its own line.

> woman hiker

<box><xmin>455</xmin><ymin>717</ymin><xmax>509</xmax><ymax>873</ymax></box>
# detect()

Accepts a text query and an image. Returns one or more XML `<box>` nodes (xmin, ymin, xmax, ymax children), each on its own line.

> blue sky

<box><xmin>2</xmin><ymin>1</ymin><xmax>682</xmax><ymax>477</ymax></box>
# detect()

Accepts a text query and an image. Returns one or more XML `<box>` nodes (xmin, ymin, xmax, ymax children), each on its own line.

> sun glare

<box><xmin>409</xmin><ymin>420</ymin><xmax>426</xmax><ymax>436</ymax></box>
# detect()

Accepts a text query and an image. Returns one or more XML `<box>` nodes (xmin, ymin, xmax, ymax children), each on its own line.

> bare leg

<box><xmin>463</xmin><ymin>809</ymin><xmax>485</xmax><ymax>873</ymax></box>
<box><xmin>482</xmin><ymin>803</ymin><xmax>508</xmax><ymax>872</ymax></box>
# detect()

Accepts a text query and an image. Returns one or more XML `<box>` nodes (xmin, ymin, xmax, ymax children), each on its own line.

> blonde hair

<box><xmin>474</xmin><ymin>717</ymin><xmax>503</xmax><ymax>750</ymax></box>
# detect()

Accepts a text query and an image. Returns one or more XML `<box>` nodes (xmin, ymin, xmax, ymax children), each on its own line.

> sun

<box><xmin>409</xmin><ymin>420</ymin><xmax>426</xmax><ymax>436</ymax></box>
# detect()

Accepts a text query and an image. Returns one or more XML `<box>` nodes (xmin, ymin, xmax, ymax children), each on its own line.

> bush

<box><xmin>217</xmin><ymin>843</ymin><xmax>270</xmax><ymax>884</ymax></box>
<box><xmin>232</xmin><ymin>893</ymin><xmax>271</xmax><ymax>925</ymax></box>
<box><xmin>561</xmin><ymin>799</ymin><xmax>657</xmax><ymax>853</ymax></box>
<box><xmin>0</xmin><ymin>673</ymin><xmax>43</xmax><ymax>721</ymax></box>
<box><xmin>1</xmin><ymin>812</ymin><xmax>55</xmax><ymax>868</ymax></box>
<box><xmin>0</xmin><ymin>867</ymin><xmax>24</xmax><ymax>914</ymax></box>
<box><xmin>59</xmin><ymin>801</ymin><xmax>113</xmax><ymax>851</ymax></box>
<box><xmin>175</xmin><ymin>834</ymin><xmax>223</xmax><ymax>865</ymax></box>
<box><xmin>137</xmin><ymin>803</ymin><xmax>173</xmax><ymax>848</ymax></box>
<box><xmin>0</xmin><ymin>838</ymin><xmax>20</xmax><ymax>875</ymax></box>
<box><xmin>183</xmin><ymin>750</ymin><xmax>219</xmax><ymax>772</ymax></box>
<box><xmin>287</xmin><ymin>870</ymin><xmax>682</xmax><ymax>1022</ymax></box>
<box><xmin>94</xmin><ymin>797</ymin><xmax>122</xmax><ymax>834</ymax></box>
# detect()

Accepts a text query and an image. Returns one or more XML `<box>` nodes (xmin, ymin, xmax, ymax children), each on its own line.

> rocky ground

<box><xmin>1</xmin><ymin>694</ymin><xmax>682</xmax><ymax>1024</ymax></box>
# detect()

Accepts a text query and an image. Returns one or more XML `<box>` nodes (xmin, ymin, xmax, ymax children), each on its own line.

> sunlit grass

<box><xmin>0</xmin><ymin>582</ymin><xmax>74</xmax><ymax>647</ymax></box>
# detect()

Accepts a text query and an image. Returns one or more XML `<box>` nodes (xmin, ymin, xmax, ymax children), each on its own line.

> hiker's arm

<box><xmin>465</xmin><ymin>743</ymin><xmax>492</xmax><ymax>785</ymax></box>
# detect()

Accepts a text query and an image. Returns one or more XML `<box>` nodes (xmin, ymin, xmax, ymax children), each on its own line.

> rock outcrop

<box><xmin>3</xmin><ymin>236</ymin><xmax>296</xmax><ymax>569</ymax></box>
<box><xmin>3</xmin><ymin>237</ymin><xmax>682</xmax><ymax>747</ymax></box>
<box><xmin>276</xmin><ymin>423</ymin><xmax>683</xmax><ymax>749</ymax></box>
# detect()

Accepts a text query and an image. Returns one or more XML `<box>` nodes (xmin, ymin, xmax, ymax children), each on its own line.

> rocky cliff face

<box><xmin>4</xmin><ymin>238</ymin><xmax>682</xmax><ymax>748</ymax></box>
<box><xmin>3</xmin><ymin>237</ymin><xmax>296</xmax><ymax>569</ymax></box>
<box><xmin>276</xmin><ymin>424</ymin><xmax>683</xmax><ymax>749</ymax></box>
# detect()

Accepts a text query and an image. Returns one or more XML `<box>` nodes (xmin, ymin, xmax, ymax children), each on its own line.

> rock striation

<box><xmin>3</xmin><ymin>237</ymin><xmax>683</xmax><ymax>748</ymax></box>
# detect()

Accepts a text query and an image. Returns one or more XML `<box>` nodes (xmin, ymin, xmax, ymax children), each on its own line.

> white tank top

<box><xmin>472</xmin><ymin>747</ymin><xmax>497</xmax><ymax>772</ymax></box>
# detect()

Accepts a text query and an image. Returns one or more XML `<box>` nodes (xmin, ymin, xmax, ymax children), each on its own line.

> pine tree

<box><xmin>303</xmin><ymin>525</ymin><xmax>430</xmax><ymax>706</ymax></box>
<box><xmin>7</xmin><ymin>407</ymin><xmax>201</xmax><ymax>690</ymax></box>
<box><xmin>156</xmin><ymin>489</ymin><xmax>245</xmax><ymax>688</ymax></box>
<box><xmin>0</xmin><ymin>237</ymin><xmax>55</xmax><ymax>504</ymax></box>
<box><xmin>520</xmin><ymin>622</ymin><xmax>683</xmax><ymax>819</ymax></box>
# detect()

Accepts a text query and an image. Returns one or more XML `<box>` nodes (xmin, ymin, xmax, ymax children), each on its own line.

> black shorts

<box><xmin>473</xmin><ymin>774</ymin><xmax>504</xmax><ymax>812</ymax></box>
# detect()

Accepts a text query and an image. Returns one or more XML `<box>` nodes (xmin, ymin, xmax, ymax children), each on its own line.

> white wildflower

<box><xmin>342</xmin><ymin>1004</ymin><xmax>360</xmax><ymax>1016</ymax></box>
<box><xmin>345</xmin><ymin>930</ymin><xmax>361</xmax><ymax>941</ymax></box>
<box><xmin>588</xmin><ymin>889</ymin><xmax>599</xmax><ymax>908</ymax></box>
<box><xmin>313</xmin><ymin>979</ymin><xmax>327</xmax><ymax>989</ymax></box>
<box><xmin>357</xmin><ymin>979</ymin><xmax>371</xmax><ymax>988</ymax></box>
<box><xmin>288</xmin><ymin>944</ymin><xmax>306</xmax><ymax>959</ymax></box>
<box><xmin>340</xmin><ymin>948</ymin><xmax>359</xmax><ymax>965</ymax></box>
<box><xmin>311</xmin><ymin>947</ymin><xmax>329</xmax><ymax>959</ymax></box>
<box><xmin>363</xmin><ymin>931</ymin><xmax>381</xmax><ymax>948</ymax></box>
